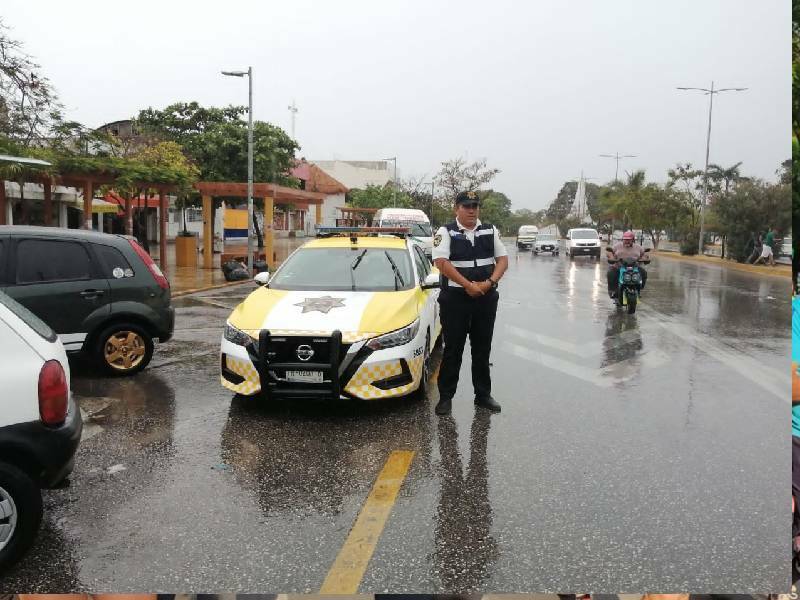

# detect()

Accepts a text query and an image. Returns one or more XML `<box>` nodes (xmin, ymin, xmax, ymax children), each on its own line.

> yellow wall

<box><xmin>224</xmin><ymin>208</ymin><xmax>249</xmax><ymax>229</ymax></box>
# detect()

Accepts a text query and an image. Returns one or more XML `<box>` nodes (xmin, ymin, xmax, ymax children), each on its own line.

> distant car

<box><xmin>565</xmin><ymin>228</ymin><xmax>601</xmax><ymax>259</ymax></box>
<box><xmin>516</xmin><ymin>225</ymin><xmax>539</xmax><ymax>251</ymax></box>
<box><xmin>0</xmin><ymin>290</ymin><xmax>82</xmax><ymax>570</ymax></box>
<box><xmin>221</xmin><ymin>227</ymin><xmax>441</xmax><ymax>401</ymax></box>
<box><xmin>0</xmin><ymin>226</ymin><xmax>174</xmax><ymax>375</ymax></box>
<box><xmin>533</xmin><ymin>233</ymin><xmax>559</xmax><ymax>256</ymax></box>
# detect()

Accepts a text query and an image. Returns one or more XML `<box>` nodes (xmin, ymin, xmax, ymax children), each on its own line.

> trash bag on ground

<box><xmin>222</xmin><ymin>260</ymin><xmax>250</xmax><ymax>281</ymax></box>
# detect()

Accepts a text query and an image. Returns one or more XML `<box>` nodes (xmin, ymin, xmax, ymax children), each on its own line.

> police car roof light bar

<box><xmin>315</xmin><ymin>226</ymin><xmax>412</xmax><ymax>241</ymax></box>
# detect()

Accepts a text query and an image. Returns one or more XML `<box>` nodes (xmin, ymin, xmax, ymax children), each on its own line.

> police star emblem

<box><xmin>467</xmin><ymin>191</ymin><xmax>477</xmax><ymax>200</ymax></box>
<box><xmin>433</xmin><ymin>233</ymin><xmax>442</xmax><ymax>247</ymax></box>
<box><xmin>294</xmin><ymin>295</ymin><xmax>346</xmax><ymax>314</ymax></box>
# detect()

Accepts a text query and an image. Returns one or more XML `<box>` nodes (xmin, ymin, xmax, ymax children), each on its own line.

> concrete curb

<box><xmin>171</xmin><ymin>278</ymin><xmax>253</xmax><ymax>298</ymax></box>
<box><xmin>652</xmin><ymin>250</ymin><xmax>791</xmax><ymax>279</ymax></box>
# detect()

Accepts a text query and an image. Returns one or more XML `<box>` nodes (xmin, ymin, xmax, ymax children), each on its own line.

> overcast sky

<box><xmin>2</xmin><ymin>0</ymin><xmax>790</xmax><ymax>210</ymax></box>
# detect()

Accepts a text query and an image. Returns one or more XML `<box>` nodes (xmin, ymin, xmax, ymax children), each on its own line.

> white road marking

<box><xmin>643</xmin><ymin>304</ymin><xmax>788</xmax><ymax>401</ymax></box>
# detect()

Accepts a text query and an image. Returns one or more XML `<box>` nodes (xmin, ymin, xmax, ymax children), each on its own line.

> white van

<box><xmin>516</xmin><ymin>225</ymin><xmax>539</xmax><ymax>251</ymax></box>
<box><xmin>374</xmin><ymin>208</ymin><xmax>433</xmax><ymax>258</ymax></box>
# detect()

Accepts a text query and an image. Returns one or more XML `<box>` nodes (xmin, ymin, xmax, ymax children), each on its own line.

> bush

<box><xmin>679</xmin><ymin>229</ymin><xmax>700</xmax><ymax>255</ymax></box>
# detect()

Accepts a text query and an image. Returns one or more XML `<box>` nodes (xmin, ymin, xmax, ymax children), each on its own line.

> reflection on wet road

<box><xmin>2</xmin><ymin>249</ymin><xmax>790</xmax><ymax>592</ymax></box>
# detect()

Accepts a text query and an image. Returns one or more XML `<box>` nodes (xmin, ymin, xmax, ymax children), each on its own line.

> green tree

<box><xmin>715</xmin><ymin>178</ymin><xmax>791</xmax><ymax>262</ymax></box>
<box><xmin>477</xmin><ymin>190</ymin><xmax>512</xmax><ymax>232</ymax></box>
<box><xmin>135</xmin><ymin>101</ymin><xmax>299</xmax><ymax>185</ymax></box>
<box><xmin>348</xmin><ymin>184</ymin><xmax>414</xmax><ymax>210</ymax></box>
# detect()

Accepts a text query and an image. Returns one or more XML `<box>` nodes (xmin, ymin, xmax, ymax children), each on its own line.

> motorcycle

<box><xmin>609</xmin><ymin>249</ymin><xmax>650</xmax><ymax>314</ymax></box>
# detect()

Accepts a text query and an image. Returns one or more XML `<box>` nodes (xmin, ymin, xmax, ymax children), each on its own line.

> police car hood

<box><xmin>228</xmin><ymin>288</ymin><xmax>422</xmax><ymax>342</ymax></box>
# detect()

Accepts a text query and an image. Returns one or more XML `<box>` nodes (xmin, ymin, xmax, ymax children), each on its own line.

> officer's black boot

<box><xmin>475</xmin><ymin>395</ymin><xmax>501</xmax><ymax>413</ymax></box>
<box><xmin>435</xmin><ymin>397</ymin><xmax>452</xmax><ymax>415</ymax></box>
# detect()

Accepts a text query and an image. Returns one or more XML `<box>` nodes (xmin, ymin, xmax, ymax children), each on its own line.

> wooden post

<box><xmin>203</xmin><ymin>194</ymin><xmax>213</xmax><ymax>269</ymax></box>
<box><xmin>125</xmin><ymin>196</ymin><xmax>133</xmax><ymax>236</ymax></box>
<box><xmin>159</xmin><ymin>189</ymin><xmax>168</xmax><ymax>276</ymax></box>
<box><xmin>0</xmin><ymin>180</ymin><xmax>6</xmax><ymax>225</ymax></box>
<box><xmin>83</xmin><ymin>180</ymin><xmax>93</xmax><ymax>230</ymax></box>
<box><xmin>43</xmin><ymin>180</ymin><xmax>53</xmax><ymax>226</ymax></box>
<box><xmin>264</xmin><ymin>195</ymin><xmax>274</xmax><ymax>267</ymax></box>
<box><xmin>315</xmin><ymin>202</ymin><xmax>322</xmax><ymax>228</ymax></box>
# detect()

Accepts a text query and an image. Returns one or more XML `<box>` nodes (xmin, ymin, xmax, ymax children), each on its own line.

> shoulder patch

<box><xmin>433</xmin><ymin>233</ymin><xmax>442</xmax><ymax>247</ymax></box>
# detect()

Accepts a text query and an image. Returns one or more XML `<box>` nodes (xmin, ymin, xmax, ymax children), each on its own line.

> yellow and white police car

<box><xmin>220</xmin><ymin>227</ymin><xmax>441</xmax><ymax>401</ymax></box>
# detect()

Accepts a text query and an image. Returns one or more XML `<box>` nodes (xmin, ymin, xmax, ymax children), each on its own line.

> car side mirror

<box><xmin>254</xmin><ymin>272</ymin><xmax>270</xmax><ymax>286</ymax></box>
<box><xmin>421</xmin><ymin>272</ymin><xmax>440</xmax><ymax>290</ymax></box>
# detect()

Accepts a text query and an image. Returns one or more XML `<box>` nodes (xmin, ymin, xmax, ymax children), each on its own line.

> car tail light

<box><xmin>128</xmin><ymin>238</ymin><xmax>170</xmax><ymax>290</ymax></box>
<box><xmin>38</xmin><ymin>359</ymin><xmax>68</xmax><ymax>426</ymax></box>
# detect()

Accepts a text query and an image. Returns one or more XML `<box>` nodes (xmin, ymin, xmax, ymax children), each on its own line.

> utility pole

<box><xmin>288</xmin><ymin>99</ymin><xmax>298</xmax><ymax>140</ymax></box>
<box><xmin>677</xmin><ymin>81</ymin><xmax>747</xmax><ymax>255</ymax></box>
<box><xmin>599</xmin><ymin>152</ymin><xmax>637</xmax><ymax>184</ymax></box>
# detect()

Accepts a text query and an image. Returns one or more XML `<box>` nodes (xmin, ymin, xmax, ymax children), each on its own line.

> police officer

<box><xmin>432</xmin><ymin>191</ymin><xmax>508</xmax><ymax>415</ymax></box>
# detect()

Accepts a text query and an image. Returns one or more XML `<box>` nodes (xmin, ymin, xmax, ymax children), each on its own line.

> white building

<box><xmin>310</xmin><ymin>160</ymin><xmax>393</xmax><ymax>191</ymax></box>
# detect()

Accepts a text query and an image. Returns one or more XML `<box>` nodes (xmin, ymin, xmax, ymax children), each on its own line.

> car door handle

<box><xmin>80</xmin><ymin>289</ymin><xmax>105</xmax><ymax>298</ymax></box>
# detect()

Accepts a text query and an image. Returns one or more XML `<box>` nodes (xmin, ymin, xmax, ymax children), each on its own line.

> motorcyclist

<box><xmin>605</xmin><ymin>230</ymin><xmax>648</xmax><ymax>298</ymax></box>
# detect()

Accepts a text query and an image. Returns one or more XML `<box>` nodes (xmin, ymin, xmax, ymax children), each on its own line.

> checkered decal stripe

<box><xmin>344</xmin><ymin>356</ymin><xmax>424</xmax><ymax>400</ymax></box>
<box><xmin>221</xmin><ymin>355</ymin><xmax>261</xmax><ymax>396</ymax></box>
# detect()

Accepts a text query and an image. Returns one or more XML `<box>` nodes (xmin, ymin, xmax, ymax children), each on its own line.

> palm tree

<box><xmin>707</xmin><ymin>161</ymin><xmax>743</xmax><ymax>195</ymax></box>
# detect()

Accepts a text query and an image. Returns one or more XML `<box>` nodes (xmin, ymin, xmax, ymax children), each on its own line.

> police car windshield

<box><xmin>269</xmin><ymin>248</ymin><xmax>415</xmax><ymax>292</ymax></box>
<box><xmin>538</xmin><ymin>234</ymin><xmax>555</xmax><ymax>240</ymax></box>
<box><xmin>572</xmin><ymin>230</ymin><xmax>599</xmax><ymax>239</ymax></box>
<box><xmin>380</xmin><ymin>220</ymin><xmax>432</xmax><ymax>237</ymax></box>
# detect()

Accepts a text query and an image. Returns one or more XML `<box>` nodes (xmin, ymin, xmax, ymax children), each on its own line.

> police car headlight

<box><xmin>224</xmin><ymin>323</ymin><xmax>253</xmax><ymax>347</ymax></box>
<box><xmin>367</xmin><ymin>319</ymin><xmax>420</xmax><ymax>351</ymax></box>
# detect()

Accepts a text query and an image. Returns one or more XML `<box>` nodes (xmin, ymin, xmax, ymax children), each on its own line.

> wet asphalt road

<box><xmin>1</xmin><ymin>246</ymin><xmax>791</xmax><ymax>593</ymax></box>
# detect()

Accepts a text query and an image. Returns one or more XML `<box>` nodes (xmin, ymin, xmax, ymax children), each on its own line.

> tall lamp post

<box><xmin>222</xmin><ymin>67</ymin><xmax>254</xmax><ymax>274</ymax></box>
<box><xmin>384</xmin><ymin>157</ymin><xmax>397</xmax><ymax>205</ymax></box>
<box><xmin>677</xmin><ymin>81</ymin><xmax>747</xmax><ymax>255</ymax></box>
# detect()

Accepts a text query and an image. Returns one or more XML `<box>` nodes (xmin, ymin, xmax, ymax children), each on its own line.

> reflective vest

<box><xmin>441</xmin><ymin>221</ymin><xmax>496</xmax><ymax>294</ymax></box>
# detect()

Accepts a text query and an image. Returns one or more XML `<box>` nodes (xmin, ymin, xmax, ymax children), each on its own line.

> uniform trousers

<box><xmin>437</xmin><ymin>288</ymin><xmax>499</xmax><ymax>402</ymax></box>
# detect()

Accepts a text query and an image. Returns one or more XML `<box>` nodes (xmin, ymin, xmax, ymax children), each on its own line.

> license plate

<box><xmin>286</xmin><ymin>370</ymin><xmax>323</xmax><ymax>383</ymax></box>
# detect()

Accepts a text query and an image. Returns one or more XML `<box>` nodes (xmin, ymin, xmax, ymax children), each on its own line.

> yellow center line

<box><xmin>319</xmin><ymin>449</ymin><xmax>415</xmax><ymax>594</ymax></box>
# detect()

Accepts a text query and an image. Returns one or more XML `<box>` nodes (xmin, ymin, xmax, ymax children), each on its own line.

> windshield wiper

<box><xmin>349</xmin><ymin>249</ymin><xmax>367</xmax><ymax>291</ymax></box>
<box><xmin>384</xmin><ymin>251</ymin><xmax>405</xmax><ymax>291</ymax></box>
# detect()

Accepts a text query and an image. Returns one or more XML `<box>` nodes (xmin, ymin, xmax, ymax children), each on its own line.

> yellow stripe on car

<box><xmin>228</xmin><ymin>288</ymin><xmax>289</xmax><ymax>332</ymax></box>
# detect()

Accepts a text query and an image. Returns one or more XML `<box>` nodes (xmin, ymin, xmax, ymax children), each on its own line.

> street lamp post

<box><xmin>222</xmin><ymin>67</ymin><xmax>254</xmax><ymax>275</ymax></box>
<box><xmin>384</xmin><ymin>157</ymin><xmax>397</xmax><ymax>205</ymax></box>
<box><xmin>677</xmin><ymin>81</ymin><xmax>747</xmax><ymax>255</ymax></box>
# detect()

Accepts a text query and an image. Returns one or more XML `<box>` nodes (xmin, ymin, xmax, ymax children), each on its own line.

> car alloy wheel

<box><xmin>104</xmin><ymin>330</ymin><xmax>147</xmax><ymax>371</ymax></box>
<box><xmin>0</xmin><ymin>485</ymin><xmax>18</xmax><ymax>555</ymax></box>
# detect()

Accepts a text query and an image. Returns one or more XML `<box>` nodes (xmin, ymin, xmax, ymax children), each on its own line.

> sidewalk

<box><xmin>652</xmin><ymin>249</ymin><xmax>791</xmax><ymax>279</ymax></box>
<box><xmin>152</xmin><ymin>236</ymin><xmax>306</xmax><ymax>296</ymax></box>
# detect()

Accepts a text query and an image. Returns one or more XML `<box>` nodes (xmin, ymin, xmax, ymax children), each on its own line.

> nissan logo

<box><xmin>296</xmin><ymin>345</ymin><xmax>315</xmax><ymax>361</ymax></box>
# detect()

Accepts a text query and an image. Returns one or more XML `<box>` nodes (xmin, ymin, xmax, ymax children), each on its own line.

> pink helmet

<box><xmin>622</xmin><ymin>231</ymin><xmax>635</xmax><ymax>241</ymax></box>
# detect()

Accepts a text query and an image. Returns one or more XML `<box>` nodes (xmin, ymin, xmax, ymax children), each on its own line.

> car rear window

<box><xmin>0</xmin><ymin>290</ymin><xmax>57</xmax><ymax>341</ymax></box>
<box><xmin>93</xmin><ymin>243</ymin><xmax>135</xmax><ymax>279</ymax></box>
<box><xmin>16</xmin><ymin>238</ymin><xmax>93</xmax><ymax>283</ymax></box>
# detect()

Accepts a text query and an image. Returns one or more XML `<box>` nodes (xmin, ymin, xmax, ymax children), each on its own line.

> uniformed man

<box><xmin>432</xmin><ymin>190</ymin><xmax>508</xmax><ymax>415</ymax></box>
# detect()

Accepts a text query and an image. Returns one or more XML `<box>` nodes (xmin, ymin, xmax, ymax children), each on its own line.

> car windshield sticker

<box><xmin>124</xmin><ymin>268</ymin><xmax>134</xmax><ymax>278</ymax></box>
<box><xmin>294</xmin><ymin>296</ymin><xmax>346</xmax><ymax>314</ymax></box>
<box><xmin>112</xmin><ymin>267</ymin><xmax>124</xmax><ymax>279</ymax></box>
